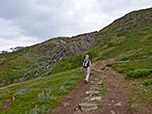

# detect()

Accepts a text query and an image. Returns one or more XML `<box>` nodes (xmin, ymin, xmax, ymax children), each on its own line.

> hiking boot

<box><xmin>85</xmin><ymin>80</ymin><xmax>89</xmax><ymax>84</ymax></box>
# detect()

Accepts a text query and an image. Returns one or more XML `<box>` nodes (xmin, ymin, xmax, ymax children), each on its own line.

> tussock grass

<box><xmin>126</xmin><ymin>69</ymin><xmax>152</xmax><ymax>79</ymax></box>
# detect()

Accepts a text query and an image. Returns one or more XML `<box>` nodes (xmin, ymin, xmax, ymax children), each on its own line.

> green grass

<box><xmin>128</xmin><ymin>79</ymin><xmax>152</xmax><ymax>112</ymax></box>
<box><xmin>0</xmin><ymin>68</ymin><xmax>85</xmax><ymax>114</ymax></box>
<box><xmin>126</xmin><ymin>69</ymin><xmax>152</xmax><ymax>79</ymax></box>
<box><xmin>142</xmin><ymin>80</ymin><xmax>152</xmax><ymax>86</ymax></box>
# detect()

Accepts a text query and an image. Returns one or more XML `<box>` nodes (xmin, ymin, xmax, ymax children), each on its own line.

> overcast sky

<box><xmin>0</xmin><ymin>0</ymin><xmax>152</xmax><ymax>50</ymax></box>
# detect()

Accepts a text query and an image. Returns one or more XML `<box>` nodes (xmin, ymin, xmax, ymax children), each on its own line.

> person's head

<box><xmin>85</xmin><ymin>55</ymin><xmax>89</xmax><ymax>59</ymax></box>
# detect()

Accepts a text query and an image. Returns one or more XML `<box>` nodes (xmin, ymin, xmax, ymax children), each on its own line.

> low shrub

<box><xmin>107</xmin><ymin>41</ymin><xmax>113</xmax><ymax>47</ymax></box>
<box><xmin>143</xmin><ymin>80</ymin><xmax>152</xmax><ymax>86</ymax></box>
<box><xmin>121</xmin><ymin>55</ymin><xmax>135</xmax><ymax>61</ymax></box>
<box><xmin>101</xmin><ymin>67</ymin><xmax>105</xmax><ymax>70</ymax></box>
<box><xmin>38</xmin><ymin>90</ymin><xmax>56</xmax><ymax>103</ymax></box>
<box><xmin>106</xmin><ymin>63</ymin><xmax>113</xmax><ymax>67</ymax></box>
<box><xmin>65</xmin><ymin>81</ymin><xmax>76</xmax><ymax>85</ymax></box>
<box><xmin>90</xmin><ymin>71</ymin><xmax>94</xmax><ymax>75</ymax></box>
<box><xmin>29</xmin><ymin>105</ymin><xmax>50</xmax><ymax>114</ymax></box>
<box><xmin>126</xmin><ymin>69</ymin><xmax>152</xmax><ymax>78</ymax></box>
<box><xmin>60</xmin><ymin>86</ymin><xmax>67</xmax><ymax>93</ymax></box>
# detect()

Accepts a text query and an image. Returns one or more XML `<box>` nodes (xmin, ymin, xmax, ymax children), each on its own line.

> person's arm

<box><xmin>89</xmin><ymin>61</ymin><xmax>92</xmax><ymax>67</ymax></box>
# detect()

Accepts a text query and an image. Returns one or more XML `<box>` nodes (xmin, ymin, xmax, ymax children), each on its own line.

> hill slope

<box><xmin>0</xmin><ymin>32</ymin><xmax>97</xmax><ymax>86</ymax></box>
<box><xmin>0</xmin><ymin>7</ymin><xmax>152</xmax><ymax>113</ymax></box>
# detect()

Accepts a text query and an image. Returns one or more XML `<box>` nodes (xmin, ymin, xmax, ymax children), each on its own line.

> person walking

<box><xmin>83</xmin><ymin>55</ymin><xmax>92</xmax><ymax>84</ymax></box>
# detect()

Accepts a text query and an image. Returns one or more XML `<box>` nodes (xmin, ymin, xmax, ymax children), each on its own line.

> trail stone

<box><xmin>111</xmin><ymin>100</ymin><xmax>114</xmax><ymax>103</ymax></box>
<box><xmin>90</xmin><ymin>96</ymin><xmax>102</xmax><ymax>101</ymax></box>
<box><xmin>94</xmin><ymin>78</ymin><xmax>98</xmax><ymax>81</ymax></box>
<box><xmin>108</xmin><ymin>104</ymin><xmax>111</xmax><ymax>106</ymax></box>
<box><xmin>97</xmin><ymin>80</ymin><xmax>103</xmax><ymax>85</ymax></box>
<box><xmin>111</xmin><ymin>110</ymin><xmax>116</xmax><ymax>114</ymax></box>
<box><xmin>90</xmin><ymin>87</ymin><xmax>101</xmax><ymax>90</ymax></box>
<box><xmin>86</xmin><ymin>91</ymin><xmax>100</xmax><ymax>95</ymax></box>
<box><xmin>79</xmin><ymin>103</ymin><xmax>98</xmax><ymax>112</ymax></box>
<box><xmin>84</xmin><ymin>97</ymin><xmax>90</xmax><ymax>101</ymax></box>
<box><xmin>63</xmin><ymin>102</ymin><xmax>70</xmax><ymax>107</ymax></box>
<box><xmin>90</xmin><ymin>81</ymin><xmax>94</xmax><ymax>84</ymax></box>
<box><xmin>114</xmin><ymin>102</ymin><xmax>122</xmax><ymax>106</ymax></box>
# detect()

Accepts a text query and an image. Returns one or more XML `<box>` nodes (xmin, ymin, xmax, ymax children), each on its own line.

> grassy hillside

<box><xmin>0</xmin><ymin>32</ymin><xmax>97</xmax><ymax>85</ymax></box>
<box><xmin>93</xmin><ymin>7</ymin><xmax>152</xmax><ymax>110</ymax></box>
<box><xmin>0</xmin><ymin>68</ymin><xmax>86</xmax><ymax>114</ymax></box>
<box><xmin>49</xmin><ymin>7</ymin><xmax>152</xmax><ymax>110</ymax></box>
<box><xmin>0</xmin><ymin>7</ymin><xmax>152</xmax><ymax>113</ymax></box>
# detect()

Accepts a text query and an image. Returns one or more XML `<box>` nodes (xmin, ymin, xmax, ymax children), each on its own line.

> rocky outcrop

<box><xmin>35</xmin><ymin>31</ymin><xmax>98</xmax><ymax>62</ymax></box>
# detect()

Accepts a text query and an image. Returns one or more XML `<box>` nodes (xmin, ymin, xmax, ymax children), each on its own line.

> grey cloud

<box><xmin>0</xmin><ymin>0</ymin><xmax>152</xmax><ymax>50</ymax></box>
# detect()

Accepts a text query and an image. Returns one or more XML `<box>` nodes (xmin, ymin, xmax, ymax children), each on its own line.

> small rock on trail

<box><xmin>114</xmin><ymin>102</ymin><xmax>122</xmax><ymax>107</ymax></box>
<box><xmin>90</xmin><ymin>96</ymin><xmax>102</xmax><ymax>101</ymax></box>
<box><xmin>63</xmin><ymin>102</ymin><xmax>70</xmax><ymax>107</ymax></box>
<box><xmin>85</xmin><ymin>91</ymin><xmax>100</xmax><ymax>95</ymax></box>
<box><xmin>79</xmin><ymin>103</ymin><xmax>98</xmax><ymax>112</ymax></box>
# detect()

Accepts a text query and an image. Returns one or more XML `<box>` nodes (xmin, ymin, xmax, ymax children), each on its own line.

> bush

<box><xmin>51</xmin><ymin>54</ymin><xmax>84</xmax><ymax>74</ymax></box>
<box><xmin>65</xmin><ymin>81</ymin><xmax>76</xmax><ymax>85</ymax></box>
<box><xmin>60</xmin><ymin>86</ymin><xmax>67</xmax><ymax>93</ymax></box>
<box><xmin>106</xmin><ymin>63</ymin><xmax>113</xmax><ymax>67</ymax></box>
<box><xmin>126</xmin><ymin>69</ymin><xmax>152</xmax><ymax>78</ymax></box>
<box><xmin>29</xmin><ymin>105</ymin><xmax>50</xmax><ymax>114</ymax></box>
<box><xmin>0</xmin><ymin>93</ymin><xmax>8</xmax><ymax>99</ymax></box>
<box><xmin>101</xmin><ymin>67</ymin><xmax>105</xmax><ymax>70</ymax></box>
<box><xmin>121</xmin><ymin>55</ymin><xmax>133</xmax><ymax>61</ymax></box>
<box><xmin>38</xmin><ymin>89</ymin><xmax>56</xmax><ymax>103</ymax></box>
<box><xmin>107</xmin><ymin>41</ymin><xmax>113</xmax><ymax>47</ymax></box>
<box><xmin>117</xmin><ymin>31</ymin><xmax>128</xmax><ymax>37</ymax></box>
<box><xmin>143</xmin><ymin>80</ymin><xmax>152</xmax><ymax>86</ymax></box>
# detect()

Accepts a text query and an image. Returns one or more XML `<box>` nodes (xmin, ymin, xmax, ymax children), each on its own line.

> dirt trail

<box><xmin>53</xmin><ymin>58</ymin><xmax>133</xmax><ymax>114</ymax></box>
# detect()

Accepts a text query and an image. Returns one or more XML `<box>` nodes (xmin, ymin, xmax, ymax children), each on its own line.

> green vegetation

<box><xmin>143</xmin><ymin>80</ymin><xmax>152</xmax><ymax>86</ymax></box>
<box><xmin>51</xmin><ymin>54</ymin><xmax>85</xmax><ymax>74</ymax></box>
<box><xmin>0</xmin><ymin>69</ymin><xmax>85</xmax><ymax>114</ymax></box>
<box><xmin>126</xmin><ymin>69</ymin><xmax>152</xmax><ymax>78</ymax></box>
<box><xmin>128</xmin><ymin>78</ymin><xmax>152</xmax><ymax>112</ymax></box>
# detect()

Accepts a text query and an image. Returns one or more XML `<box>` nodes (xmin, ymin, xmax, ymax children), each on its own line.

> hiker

<box><xmin>83</xmin><ymin>55</ymin><xmax>92</xmax><ymax>84</ymax></box>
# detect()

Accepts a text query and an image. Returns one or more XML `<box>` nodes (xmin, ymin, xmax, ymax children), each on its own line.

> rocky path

<box><xmin>53</xmin><ymin>59</ymin><xmax>133</xmax><ymax>114</ymax></box>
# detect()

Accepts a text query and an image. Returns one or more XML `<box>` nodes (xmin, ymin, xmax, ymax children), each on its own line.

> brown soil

<box><xmin>53</xmin><ymin>58</ymin><xmax>133</xmax><ymax>114</ymax></box>
<box><xmin>53</xmin><ymin>72</ymin><xmax>100</xmax><ymax>114</ymax></box>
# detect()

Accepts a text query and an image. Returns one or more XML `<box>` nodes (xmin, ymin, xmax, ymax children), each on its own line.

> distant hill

<box><xmin>0</xmin><ymin>46</ymin><xmax>24</xmax><ymax>54</ymax></box>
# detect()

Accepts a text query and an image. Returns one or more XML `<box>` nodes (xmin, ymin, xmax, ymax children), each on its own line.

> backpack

<box><xmin>83</xmin><ymin>59</ymin><xmax>89</xmax><ymax>68</ymax></box>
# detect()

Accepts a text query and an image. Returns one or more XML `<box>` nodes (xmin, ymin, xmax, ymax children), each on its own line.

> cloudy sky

<box><xmin>0</xmin><ymin>0</ymin><xmax>152</xmax><ymax>50</ymax></box>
